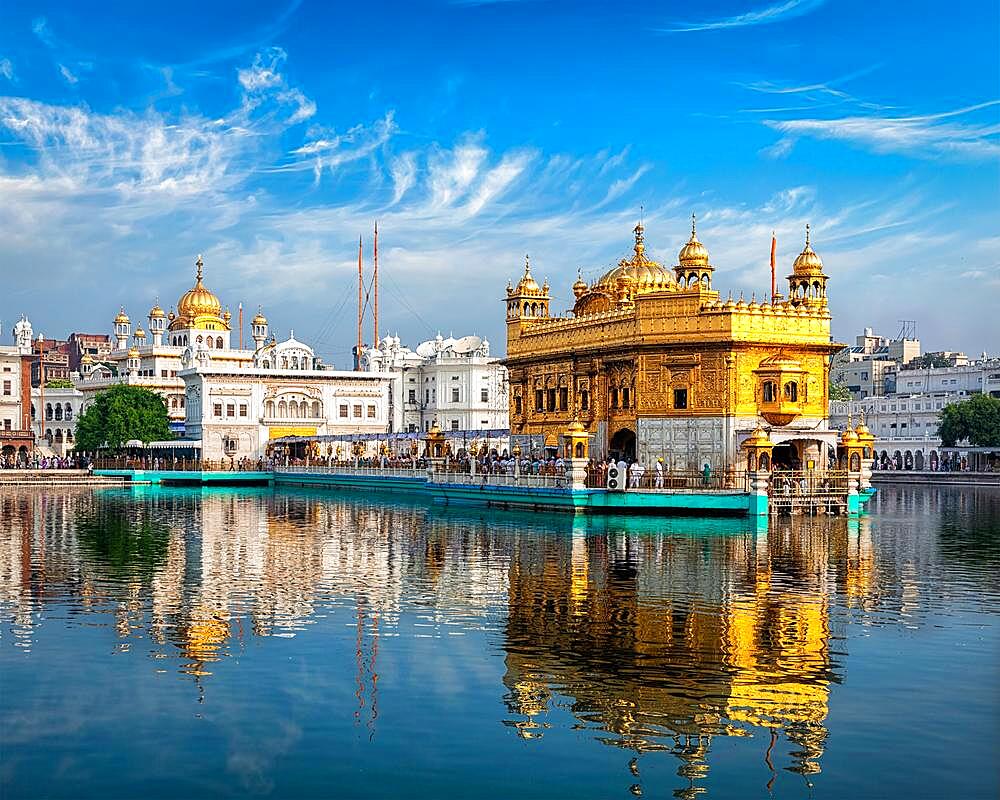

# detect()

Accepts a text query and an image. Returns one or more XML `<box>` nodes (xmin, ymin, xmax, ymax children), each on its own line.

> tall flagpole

<box><xmin>373</xmin><ymin>221</ymin><xmax>379</xmax><ymax>349</ymax></box>
<box><xmin>238</xmin><ymin>302</ymin><xmax>243</xmax><ymax>350</ymax></box>
<box><xmin>356</xmin><ymin>236</ymin><xmax>363</xmax><ymax>370</ymax></box>
<box><xmin>770</xmin><ymin>231</ymin><xmax>777</xmax><ymax>302</ymax></box>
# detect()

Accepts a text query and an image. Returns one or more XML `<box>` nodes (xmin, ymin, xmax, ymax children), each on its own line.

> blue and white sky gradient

<box><xmin>1</xmin><ymin>0</ymin><xmax>998</xmax><ymax>363</ymax></box>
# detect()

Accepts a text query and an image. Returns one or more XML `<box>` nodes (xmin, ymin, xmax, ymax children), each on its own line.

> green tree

<box><xmin>938</xmin><ymin>394</ymin><xmax>1000</xmax><ymax>447</ymax></box>
<box><xmin>75</xmin><ymin>385</ymin><xmax>171</xmax><ymax>451</ymax></box>
<box><xmin>829</xmin><ymin>381</ymin><xmax>852</xmax><ymax>401</ymax></box>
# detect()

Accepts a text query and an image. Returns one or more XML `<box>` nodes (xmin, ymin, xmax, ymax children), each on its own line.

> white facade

<box><xmin>885</xmin><ymin>358</ymin><xmax>1000</xmax><ymax>397</ymax></box>
<box><xmin>182</xmin><ymin>364</ymin><xmax>392</xmax><ymax>462</ymax></box>
<box><xmin>364</xmin><ymin>334</ymin><xmax>509</xmax><ymax>434</ymax></box>
<box><xmin>31</xmin><ymin>386</ymin><xmax>85</xmax><ymax>456</ymax></box>
<box><xmin>831</xmin><ymin>326</ymin><xmax>921</xmax><ymax>399</ymax></box>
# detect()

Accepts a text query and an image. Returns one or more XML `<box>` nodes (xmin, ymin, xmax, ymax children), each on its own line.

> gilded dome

<box><xmin>149</xmin><ymin>303</ymin><xmax>166</xmax><ymax>319</ymax></box>
<box><xmin>596</xmin><ymin>223</ymin><xmax>673</xmax><ymax>292</ymax></box>
<box><xmin>81</xmin><ymin>353</ymin><xmax>94</xmax><ymax>365</ymax></box>
<box><xmin>513</xmin><ymin>254</ymin><xmax>541</xmax><ymax>294</ymax></box>
<box><xmin>678</xmin><ymin>215</ymin><xmax>710</xmax><ymax>267</ymax></box>
<box><xmin>252</xmin><ymin>310</ymin><xmax>268</xmax><ymax>326</ymax></box>
<box><xmin>127</xmin><ymin>346</ymin><xmax>140</xmax><ymax>359</ymax></box>
<box><xmin>134</xmin><ymin>326</ymin><xmax>146</xmax><ymax>339</ymax></box>
<box><xmin>792</xmin><ymin>224</ymin><xmax>825</xmax><ymax>274</ymax></box>
<box><xmin>177</xmin><ymin>256</ymin><xmax>223</xmax><ymax>320</ymax></box>
<box><xmin>572</xmin><ymin>269</ymin><xmax>589</xmax><ymax>298</ymax></box>
<box><xmin>114</xmin><ymin>307</ymin><xmax>130</xmax><ymax>325</ymax></box>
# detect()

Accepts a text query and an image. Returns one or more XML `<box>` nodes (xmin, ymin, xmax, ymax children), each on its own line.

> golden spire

<box><xmin>792</xmin><ymin>223</ymin><xmax>824</xmax><ymax>273</ymax></box>
<box><xmin>633</xmin><ymin>220</ymin><xmax>645</xmax><ymax>257</ymax></box>
<box><xmin>678</xmin><ymin>213</ymin><xmax>710</xmax><ymax>267</ymax></box>
<box><xmin>195</xmin><ymin>254</ymin><xmax>204</xmax><ymax>283</ymax></box>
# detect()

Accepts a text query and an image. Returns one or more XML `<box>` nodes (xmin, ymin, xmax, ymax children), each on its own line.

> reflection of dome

<box><xmin>678</xmin><ymin>215</ymin><xmax>710</xmax><ymax>267</ymax></box>
<box><xmin>177</xmin><ymin>255</ymin><xmax>223</xmax><ymax>319</ymax></box>
<box><xmin>114</xmin><ymin>307</ymin><xmax>130</xmax><ymax>325</ymax></box>
<box><xmin>792</xmin><ymin>224</ymin><xmax>824</xmax><ymax>274</ymax></box>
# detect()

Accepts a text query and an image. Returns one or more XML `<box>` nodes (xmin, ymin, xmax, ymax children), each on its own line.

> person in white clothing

<box><xmin>654</xmin><ymin>457</ymin><xmax>664</xmax><ymax>489</ymax></box>
<box><xmin>628</xmin><ymin>460</ymin><xmax>644</xmax><ymax>488</ymax></box>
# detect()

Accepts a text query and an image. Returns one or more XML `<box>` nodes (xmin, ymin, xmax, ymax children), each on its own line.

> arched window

<box><xmin>312</xmin><ymin>401</ymin><xmax>321</xmax><ymax>418</ymax></box>
<box><xmin>216</xmin><ymin>337</ymin><xmax>223</xmax><ymax>349</ymax></box>
<box><xmin>747</xmin><ymin>453</ymin><xmax>757</xmax><ymax>471</ymax></box>
<box><xmin>812</xmin><ymin>281</ymin><xmax>821</xmax><ymax>298</ymax></box>
<box><xmin>262</xmin><ymin>360</ymin><xmax>270</xmax><ymax>369</ymax></box>
<box><xmin>54</xmin><ymin>429</ymin><xmax>63</xmax><ymax>442</ymax></box>
<box><xmin>282</xmin><ymin>357</ymin><xmax>289</xmax><ymax>369</ymax></box>
<box><xmin>622</xmin><ymin>387</ymin><xmax>630</xmax><ymax>408</ymax></box>
<box><xmin>206</xmin><ymin>337</ymin><xmax>214</xmax><ymax>349</ymax></box>
<box><xmin>783</xmin><ymin>381</ymin><xmax>798</xmax><ymax>402</ymax></box>
<box><xmin>580</xmin><ymin>390</ymin><xmax>589</xmax><ymax>411</ymax></box>
<box><xmin>54</xmin><ymin>405</ymin><xmax>63</xmax><ymax>420</ymax></box>
<box><xmin>197</xmin><ymin>335</ymin><xmax>203</xmax><ymax>344</ymax></box>
<box><xmin>762</xmin><ymin>381</ymin><xmax>777</xmax><ymax>403</ymax></box>
<box><xmin>610</xmin><ymin>388</ymin><xmax>619</xmax><ymax>410</ymax></box>
<box><xmin>66</xmin><ymin>430</ymin><xmax>74</xmax><ymax>442</ymax></box>
<box><xmin>278</xmin><ymin>400</ymin><xmax>287</xmax><ymax>417</ymax></box>
<box><xmin>64</xmin><ymin>403</ymin><xmax>72</xmax><ymax>420</ymax></box>
<box><xmin>575</xmin><ymin>442</ymin><xmax>585</xmax><ymax>458</ymax></box>
<box><xmin>290</xmin><ymin>401</ymin><xmax>300</xmax><ymax>418</ymax></box>
<box><xmin>850</xmin><ymin>453</ymin><xmax>861</xmax><ymax>471</ymax></box>
<box><xmin>291</xmin><ymin>356</ymin><xmax>299</xmax><ymax>369</ymax></box>
<box><xmin>265</xmin><ymin>401</ymin><xmax>275</xmax><ymax>417</ymax></box>
<box><xmin>759</xmin><ymin>453</ymin><xmax>770</xmax><ymax>471</ymax></box>
<box><xmin>45</xmin><ymin>403</ymin><xmax>53</xmax><ymax>421</ymax></box>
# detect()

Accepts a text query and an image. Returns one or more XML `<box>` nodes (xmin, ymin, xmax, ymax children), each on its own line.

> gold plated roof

<box><xmin>678</xmin><ymin>214</ymin><xmax>710</xmax><ymax>267</ymax></box>
<box><xmin>177</xmin><ymin>256</ymin><xmax>223</xmax><ymax>320</ymax></box>
<box><xmin>114</xmin><ymin>307</ymin><xmax>130</xmax><ymax>325</ymax></box>
<box><xmin>792</xmin><ymin>224</ymin><xmax>825</xmax><ymax>274</ymax></box>
<box><xmin>596</xmin><ymin>223</ymin><xmax>673</xmax><ymax>291</ymax></box>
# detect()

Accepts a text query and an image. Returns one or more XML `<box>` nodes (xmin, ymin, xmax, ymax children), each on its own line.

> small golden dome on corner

<box><xmin>514</xmin><ymin>254</ymin><xmax>541</xmax><ymax>293</ymax></box>
<box><xmin>127</xmin><ymin>346</ymin><xmax>140</xmax><ymax>359</ymax></box>
<box><xmin>81</xmin><ymin>353</ymin><xmax>93</xmax><ymax>365</ymax></box>
<box><xmin>572</xmin><ymin>270</ymin><xmax>588</xmax><ymax>298</ymax></box>
<box><xmin>114</xmin><ymin>307</ymin><xmax>130</xmax><ymax>325</ymax></box>
<box><xmin>223</xmin><ymin>309</ymin><xmax>232</xmax><ymax>322</ymax></box>
<box><xmin>252</xmin><ymin>310</ymin><xmax>267</xmax><ymax>326</ymax></box>
<box><xmin>855</xmin><ymin>421</ymin><xmax>873</xmax><ymax>438</ymax></box>
<box><xmin>134</xmin><ymin>326</ymin><xmax>146</xmax><ymax>338</ymax></box>
<box><xmin>149</xmin><ymin>303</ymin><xmax>166</xmax><ymax>319</ymax></box>
<box><xmin>792</xmin><ymin>224</ymin><xmax>825</xmax><ymax>274</ymax></box>
<box><xmin>566</xmin><ymin>418</ymin><xmax>586</xmax><ymax>434</ymax></box>
<box><xmin>678</xmin><ymin>214</ymin><xmax>710</xmax><ymax>267</ymax></box>
<box><xmin>744</xmin><ymin>426</ymin><xmax>773</xmax><ymax>448</ymax></box>
<box><xmin>840</xmin><ymin>427</ymin><xmax>859</xmax><ymax>443</ymax></box>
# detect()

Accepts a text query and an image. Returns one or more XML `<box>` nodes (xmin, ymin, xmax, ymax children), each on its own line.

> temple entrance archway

<box><xmin>609</xmin><ymin>428</ymin><xmax>636</xmax><ymax>462</ymax></box>
<box><xmin>771</xmin><ymin>443</ymin><xmax>799</xmax><ymax>470</ymax></box>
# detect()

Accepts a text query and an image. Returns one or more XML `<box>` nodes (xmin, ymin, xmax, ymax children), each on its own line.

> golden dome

<box><xmin>792</xmin><ymin>224</ymin><xmax>825</xmax><ymax>274</ymax></box>
<box><xmin>223</xmin><ymin>309</ymin><xmax>232</xmax><ymax>323</ymax></box>
<box><xmin>252</xmin><ymin>309</ymin><xmax>268</xmax><ymax>326</ymax></box>
<box><xmin>513</xmin><ymin>254</ymin><xmax>541</xmax><ymax>294</ymax></box>
<box><xmin>566</xmin><ymin>417</ymin><xmax>586</xmax><ymax>434</ymax></box>
<box><xmin>134</xmin><ymin>326</ymin><xmax>146</xmax><ymax>339</ymax></box>
<box><xmin>572</xmin><ymin>269</ymin><xmax>589</xmax><ymax>298</ymax></box>
<box><xmin>149</xmin><ymin>303</ymin><xmax>166</xmax><ymax>319</ymax></box>
<box><xmin>114</xmin><ymin>307</ymin><xmax>130</xmax><ymax>325</ymax></box>
<box><xmin>596</xmin><ymin>222</ymin><xmax>673</xmax><ymax>291</ymax></box>
<box><xmin>81</xmin><ymin>353</ymin><xmax>94</xmax><ymax>365</ymax></box>
<box><xmin>177</xmin><ymin>255</ymin><xmax>223</xmax><ymax>320</ymax></box>
<box><xmin>678</xmin><ymin>214</ymin><xmax>710</xmax><ymax>267</ymax></box>
<box><xmin>744</xmin><ymin>426</ymin><xmax>773</xmax><ymax>448</ymax></box>
<box><xmin>126</xmin><ymin>346</ymin><xmax>140</xmax><ymax>359</ymax></box>
<box><xmin>841</xmin><ymin>427</ymin><xmax>859</xmax><ymax>444</ymax></box>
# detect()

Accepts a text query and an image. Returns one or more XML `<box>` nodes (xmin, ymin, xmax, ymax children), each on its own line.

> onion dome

<box><xmin>114</xmin><ymin>307</ymin><xmax>130</xmax><ymax>325</ymax></box>
<box><xmin>223</xmin><ymin>309</ymin><xmax>232</xmax><ymax>323</ymax></box>
<box><xmin>514</xmin><ymin>254</ymin><xmax>541</xmax><ymax>293</ymax></box>
<box><xmin>167</xmin><ymin>309</ymin><xmax>176</xmax><ymax>321</ymax></box>
<box><xmin>596</xmin><ymin>222</ymin><xmax>674</xmax><ymax>292</ymax></box>
<box><xmin>81</xmin><ymin>353</ymin><xmax>94</xmax><ymax>365</ymax></box>
<box><xmin>134</xmin><ymin>326</ymin><xmax>146</xmax><ymax>339</ymax></box>
<box><xmin>149</xmin><ymin>302</ymin><xmax>166</xmax><ymax>319</ymax></box>
<box><xmin>792</xmin><ymin>224</ymin><xmax>825</xmax><ymax>274</ymax></box>
<box><xmin>567</xmin><ymin>418</ymin><xmax>586</xmax><ymax>434</ymax></box>
<box><xmin>572</xmin><ymin>269</ymin><xmax>589</xmax><ymax>298</ymax></box>
<box><xmin>177</xmin><ymin>255</ymin><xmax>223</xmax><ymax>319</ymax></box>
<box><xmin>744</xmin><ymin>426</ymin><xmax>773</xmax><ymax>448</ymax></box>
<box><xmin>252</xmin><ymin>309</ymin><xmax>268</xmax><ymax>326</ymax></box>
<box><xmin>840</xmin><ymin>426</ymin><xmax>859</xmax><ymax>444</ymax></box>
<box><xmin>678</xmin><ymin>214</ymin><xmax>710</xmax><ymax>267</ymax></box>
<box><xmin>127</xmin><ymin>346</ymin><xmax>140</xmax><ymax>359</ymax></box>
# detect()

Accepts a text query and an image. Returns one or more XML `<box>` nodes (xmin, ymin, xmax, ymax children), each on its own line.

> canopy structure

<box><xmin>146</xmin><ymin>440</ymin><xmax>203</xmax><ymax>449</ymax></box>
<box><xmin>271</xmin><ymin>428</ymin><xmax>510</xmax><ymax>445</ymax></box>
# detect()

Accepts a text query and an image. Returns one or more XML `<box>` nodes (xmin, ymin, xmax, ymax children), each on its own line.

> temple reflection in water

<box><xmin>2</xmin><ymin>485</ymin><xmax>981</xmax><ymax>796</ymax></box>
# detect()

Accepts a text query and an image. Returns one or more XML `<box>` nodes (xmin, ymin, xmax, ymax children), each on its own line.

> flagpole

<box><xmin>770</xmin><ymin>231</ymin><xmax>777</xmax><ymax>302</ymax></box>
<box><xmin>356</xmin><ymin>235</ymin><xmax>363</xmax><ymax>371</ymax></box>
<box><xmin>373</xmin><ymin>221</ymin><xmax>379</xmax><ymax>348</ymax></box>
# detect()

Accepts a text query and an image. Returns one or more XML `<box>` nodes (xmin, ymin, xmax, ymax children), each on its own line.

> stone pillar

<box><xmin>566</xmin><ymin>457</ymin><xmax>589</xmax><ymax>490</ymax></box>
<box><xmin>747</xmin><ymin>469</ymin><xmax>770</xmax><ymax>516</ymax></box>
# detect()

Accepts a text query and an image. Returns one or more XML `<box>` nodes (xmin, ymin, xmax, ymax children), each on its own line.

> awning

<box><xmin>147</xmin><ymin>440</ymin><xmax>203</xmax><ymax>449</ymax></box>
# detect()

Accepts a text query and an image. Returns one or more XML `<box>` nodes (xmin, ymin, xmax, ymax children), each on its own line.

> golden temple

<box><xmin>503</xmin><ymin>218</ymin><xmax>843</xmax><ymax>470</ymax></box>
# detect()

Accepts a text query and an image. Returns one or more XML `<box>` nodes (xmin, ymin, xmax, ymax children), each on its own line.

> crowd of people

<box><xmin>0</xmin><ymin>453</ymin><xmax>91</xmax><ymax>470</ymax></box>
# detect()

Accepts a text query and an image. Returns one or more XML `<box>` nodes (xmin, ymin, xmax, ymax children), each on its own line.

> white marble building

<box><xmin>363</xmin><ymin>334</ymin><xmax>509</xmax><ymax>435</ymax></box>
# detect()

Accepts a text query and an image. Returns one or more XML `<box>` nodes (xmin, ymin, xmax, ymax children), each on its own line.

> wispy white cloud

<box><xmin>0</xmin><ymin>59</ymin><xmax>13</xmax><ymax>82</ymax></box>
<box><xmin>764</xmin><ymin>100</ymin><xmax>1000</xmax><ymax>160</ymax></box>
<box><xmin>31</xmin><ymin>17</ymin><xmax>56</xmax><ymax>48</ymax></box>
<box><xmin>58</xmin><ymin>64</ymin><xmax>78</xmax><ymax>85</ymax></box>
<box><xmin>662</xmin><ymin>0</ymin><xmax>825</xmax><ymax>32</ymax></box>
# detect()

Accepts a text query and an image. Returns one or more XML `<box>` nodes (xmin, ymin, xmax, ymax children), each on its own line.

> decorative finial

<box><xmin>848</xmin><ymin>411</ymin><xmax>853</xmax><ymax>428</ymax></box>
<box><xmin>691</xmin><ymin>213</ymin><xmax>697</xmax><ymax>238</ymax></box>
<box><xmin>524</xmin><ymin>253</ymin><xmax>531</xmax><ymax>274</ymax></box>
<box><xmin>195</xmin><ymin>254</ymin><xmax>204</xmax><ymax>281</ymax></box>
<box><xmin>805</xmin><ymin>223</ymin><xmax>811</xmax><ymax>247</ymax></box>
<box><xmin>633</xmin><ymin>219</ymin><xmax>645</xmax><ymax>253</ymax></box>
<box><xmin>859</xmin><ymin>409</ymin><xmax>866</xmax><ymax>426</ymax></box>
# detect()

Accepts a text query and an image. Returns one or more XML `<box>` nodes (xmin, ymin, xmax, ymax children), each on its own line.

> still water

<box><xmin>1</xmin><ymin>485</ymin><xmax>997</xmax><ymax>799</ymax></box>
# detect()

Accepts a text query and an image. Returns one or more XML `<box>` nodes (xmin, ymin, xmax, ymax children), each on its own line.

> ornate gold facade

<box><xmin>503</xmin><ymin>219</ymin><xmax>843</xmax><ymax>469</ymax></box>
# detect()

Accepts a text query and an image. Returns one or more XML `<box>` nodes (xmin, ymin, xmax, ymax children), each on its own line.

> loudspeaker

<box><xmin>607</xmin><ymin>465</ymin><xmax>623</xmax><ymax>491</ymax></box>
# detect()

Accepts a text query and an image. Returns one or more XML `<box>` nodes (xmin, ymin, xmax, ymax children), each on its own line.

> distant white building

<box><xmin>831</xmin><ymin>326</ymin><xmax>921</xmax><ymax>399</ymax></box>
<box><xmin>363</xmin><ymin>334</ymin><xmax>509</xmax><ymax>435</ymax></box>
<box><xmin>31</xmin><ymin>385</ymin><xmax>85</xmax><ymax>456</ymax></box>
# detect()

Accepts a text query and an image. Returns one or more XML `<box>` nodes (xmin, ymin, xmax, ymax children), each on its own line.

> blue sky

<box><xmin>1</xmin><ymin>0</ymin><xmax>997</xmax><ymax>362</ymax></box>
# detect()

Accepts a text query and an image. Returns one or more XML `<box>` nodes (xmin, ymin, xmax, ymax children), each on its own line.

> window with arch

<box><xmin>197</xmin><ymin>335</ymin><xmax>204</xmax><ymax>344</ymax></box>
<box><xmin>64</xmin><ymin>403</ymin><xmax>72</xmax><ymax>420</ymax></box>
<box><xmin>621</xmin><ymin>387</ymin><xmax>630</xmax><ymax>408</ymax></box>
<box><xmin>216</xmin><ymin>337</ymin><xmax>223</xmax><ymax>349</ymax></box>
<box><xmin>282</xmin><ymin>357</ymin><xmax>289</xmax><ymax>369</ymax></box>
<box><xmin>265</xmin><ymin>400</ymin><xmax>275</xmax><ymax>417</ymax></box>
<box><xmin>291</xmin><ymin>356</ymin><xmax>299</xmax><ymax>369</ymax></box>
<box><xmin>762</xmin><ymin>381</ymin><xmax>777</xmax><ymax>403</ymax></box>
<box><xmin>262</xmin><ymin>360</ymin><xmax>270</xmax><ymax>369</ymax></box>
<box><xmin>54</xmin><ymin>405</ymin><xmax>63</xmax><ymax>420</ymax></box>
<box><xmin>45</xmin><ymin>403</ymin><xmax>53</xmax><ymax>421</ymax></box>
<box><xmin>580</xmin><ymin>390</ymin><xmax>589</xmax><ymax>411</ymax></box>
<box><xmin>311</xmin><ymin>401</ymin><xmax>321</xmax><ymax>418</ymax></box>
<box><xmin>783</xmin><ymin>381</ymin><xmax>798</xmax><ymax>402</ymax></box>
<box><xmin>278</xmin><ymin>400</ymin><xmax>287</xmax><ymax>417</ymax></box>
